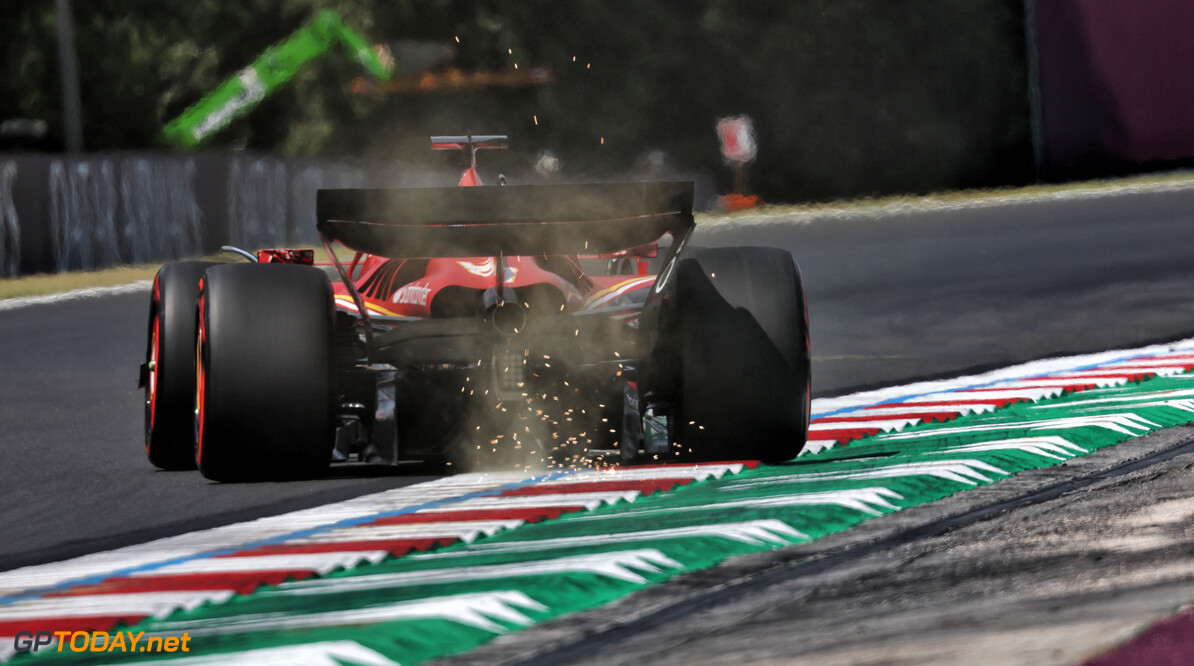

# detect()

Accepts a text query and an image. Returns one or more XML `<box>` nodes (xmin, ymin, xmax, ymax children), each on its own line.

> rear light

<box><xmin>494</xmin><ymin>346</ymin><xmax>529</xmax><ymax>400</ymax></box>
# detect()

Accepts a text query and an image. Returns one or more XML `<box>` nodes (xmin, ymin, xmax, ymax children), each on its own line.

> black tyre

<box><xmin>645</xmin><ymin>246</ymin><xmax>811</xmax><ymax>462</ymax></box>
<box><xmin>144</xmin><ymin>261</ymin><xmax>220</xmax><ymax>470</ymax></box>
<box><xmin>196</xmin><ymin>263</ymin><xmax>335</xmax><ymax>482</ymax></box>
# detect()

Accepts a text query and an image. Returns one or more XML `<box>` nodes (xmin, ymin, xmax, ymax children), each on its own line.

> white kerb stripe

<box><xmin>0</xmin><ymin>590</ymin><xmax>235</xmax><ymax>620</ymax></box>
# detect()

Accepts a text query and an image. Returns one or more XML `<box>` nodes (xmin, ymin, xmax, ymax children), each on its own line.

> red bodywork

<box><xmin>317</xmin><ymin>161</ymin><xmax>658</xmax><ymax>321</ymax></box>
<box><xmin>257</xmin><ymin>248</ymin><xmax>314</xmax><ymax>265</ymax></box>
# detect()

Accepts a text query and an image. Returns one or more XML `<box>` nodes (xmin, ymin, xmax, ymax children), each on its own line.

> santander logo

<box><xmin>392</xmin><ymin>282</ymin><xmax>432</xmax><ymax>306</ymax></box>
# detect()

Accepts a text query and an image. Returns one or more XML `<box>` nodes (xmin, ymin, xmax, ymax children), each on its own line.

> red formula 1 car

<box><xmin>141</xmin><ymin>135</ymin><xmax>811</xmax><ymax>481</ymax></box>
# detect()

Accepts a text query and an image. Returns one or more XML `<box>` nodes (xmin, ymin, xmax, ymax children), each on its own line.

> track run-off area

<box><xmin>5</xmin><ymin>339</ymin><xmax>1194</xmax><ymax>664</ymax></box>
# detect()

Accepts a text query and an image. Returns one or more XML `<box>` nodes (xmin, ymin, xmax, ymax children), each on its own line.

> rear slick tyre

<box><xmin>649</xmin><ymin>246</ymin><xmax>811</xmax><ymax>463</ymax></box>
<box><xmin>144</xmin><ymin>261</ymin><xmax>219</xmax><ymax>470</ymax></box>
<box><xmin>196</xmin><ymin>263</ymin><xmax>335</xmax><ymax>482</ymax></box>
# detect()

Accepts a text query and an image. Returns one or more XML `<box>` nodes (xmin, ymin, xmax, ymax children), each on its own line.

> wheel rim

<box><xmin>145</xmin><ymin>275</ymin><xmax>162</xmax><ymax>455</ymax></box>
<box><xmin>195</xmin><ymin>286</ymin><xmax>207</xmax><ymax>465</ymax></box>
<box><xmin>148</xmin><ymin>314</ymin><xmax>159</xmax><ymax>427</ymax></box>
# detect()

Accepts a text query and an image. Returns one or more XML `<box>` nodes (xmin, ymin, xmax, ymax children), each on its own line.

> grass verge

<box><xmin>0</xmin><ymin>251</ymin><xmax>248</xmax><ymax>301</ymax></box>
<box><xmin>0</xmin><ymin>262</ymin><xmax>163</xmax><ymax>301</ymax></box>
<box><xmin>697</xmin><ymin>169</ymin><xmax>1194</xmax><ymax>223</ymax></box>
<box><xmin>0</xmin><ymin>246</ymin><xmax>362</xmax><ymax>301</ymax></box>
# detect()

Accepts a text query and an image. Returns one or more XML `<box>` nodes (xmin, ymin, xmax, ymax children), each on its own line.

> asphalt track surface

<box><xmin>696</xmin><ymin>185</ymin><xmax>1194</xmax><ymax>395</ymax></box>
<box><xmin>4</xmin><ymin>182</ymin><xmax>1194</xmax><ymax>589</ymax></box>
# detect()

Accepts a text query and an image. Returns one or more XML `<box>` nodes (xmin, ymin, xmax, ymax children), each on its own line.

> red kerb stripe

<box><xmin>807</xmin><ymin>427</ymin><xmax>883</xmax><ymax>444</ymax></box>
<box><xmin>870</xmin><ymin>398</ymin><xmax>1025</xmax><ymax>409</ymax></box>
<box><xmin>813</xmin><ymin>411</ymin><xmax>960</xmax><ymax>425</ymax></box>
<box><xmin>226</xmin><ymin>537</ymin><xmax>457</xmax><ymax>557</ymax></box>
<box><xmin>366</xmin><ymin>506</ymin><xmax>579</xmax><ymax>526</ymax></box>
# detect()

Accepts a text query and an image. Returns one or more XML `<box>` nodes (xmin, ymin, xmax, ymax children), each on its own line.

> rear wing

<box><xmin>316</xmin><ymin>181</ymin><xmax>694</xmax><ymax>258</ymax></box>
<box><xmin>430</xmin><ymin>134</ymin><xmax>508</xmax><ymax>151</ymax></box>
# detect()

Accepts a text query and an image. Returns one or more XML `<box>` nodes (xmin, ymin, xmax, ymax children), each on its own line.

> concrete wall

<box><xmin>0</xmin><ymin>152</ymin><xmax>438</xmax><ymax>276</ymax></box>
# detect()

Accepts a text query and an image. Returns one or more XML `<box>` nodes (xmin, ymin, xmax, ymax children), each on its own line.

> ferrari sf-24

<box><xmin>140</xmin><ymin>135</ymin><xmax>811</xmax><ymax>481</ymax></box>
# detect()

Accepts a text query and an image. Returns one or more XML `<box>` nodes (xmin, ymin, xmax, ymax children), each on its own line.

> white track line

<box><xmin>0</xmin><ymin>280</ymin><xmax>152</xmax><ymax>312</ymax></box>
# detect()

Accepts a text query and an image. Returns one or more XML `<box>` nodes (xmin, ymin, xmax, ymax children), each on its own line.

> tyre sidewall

<box><xmin>145</xmin><ymin>261</ymin><xmax>219</xmax><ymax>470</ymax></box>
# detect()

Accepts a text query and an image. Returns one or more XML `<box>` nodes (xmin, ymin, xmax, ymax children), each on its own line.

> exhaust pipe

<box><xmin>488</xmin><ymin>300</ymin><xmax>527</xmax><ymax>336</ymax></box>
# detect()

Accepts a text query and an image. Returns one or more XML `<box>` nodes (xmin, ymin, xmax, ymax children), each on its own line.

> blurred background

<box><xmin>3</xmin><ymin>0</ymin><xmax>1194</xmax><ymax>276</ymax></box>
